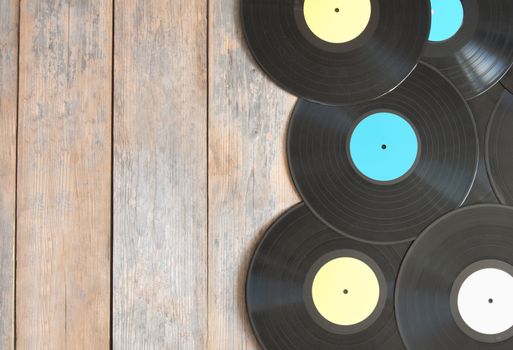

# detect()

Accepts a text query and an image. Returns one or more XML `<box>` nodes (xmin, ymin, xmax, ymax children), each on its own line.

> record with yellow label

<box><xmin>241</xmin><ymin>0</ymin><xmax>430</xmax><ymax>105</ymax></box>
<box><xmin>246</xmin><ymin>203</ymin><xmax>408</xmax><ymax>349</ymax></box>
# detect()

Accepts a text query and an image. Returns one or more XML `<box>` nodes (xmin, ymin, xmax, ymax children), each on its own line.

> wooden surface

<box><xmin>16</xmin><ymin>0</ymin><xmax>112</xmax><ymax>348</ymax></box>
<box><xmin>0</xmin><ymin>1</ymin><xmax>18</xmax><ymax>349</ymax></box>
<box><xmin>1</xmin><ymin>0</ymin><xmax>296</xmax><ymax>348</ymax></box>
<box><xmin>208</xmin><ymin>0</ymin><xmax>299</xmax><ymax>348</ymax></box>
<box><xmin>112</xmin><ymin>0</ymin><xmax>208</xmax><ymax>348</ymax></box>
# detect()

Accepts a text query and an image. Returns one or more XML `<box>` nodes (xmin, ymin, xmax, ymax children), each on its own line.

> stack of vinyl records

<box><xmin>242</xmin><ymin>0</ymin><xmax>513</xmax><ymax>349</ymax></box>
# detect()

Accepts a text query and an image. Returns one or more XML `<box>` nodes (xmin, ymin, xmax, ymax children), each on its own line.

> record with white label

<box><xmin>422</xmin><ymin>0</ymin><xmax>513</xmax><ymax>99</ymax></box>
<box><xmin>241</xmin><ymin>0</ymin><xmax>430</xmax><ymax>105</ymax></box>
<box><xmin>396</xmin><ymin>204</ymin><xmax>513</xmax><ymax>349</ymax></box>
<box><xmin>287</xmin><ymin>63</ymin><xmax>478</xmax><ymax>243</ymax></box>
<box><xmin>246</xmin><ymin>203</ymin><xmax>408</xmax><ymax>350</ymax></box>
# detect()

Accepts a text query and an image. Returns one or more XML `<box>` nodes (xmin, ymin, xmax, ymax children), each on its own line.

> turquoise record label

<box><xmin>349</xmin><ymin>112</ymin><xmax>419</xmax><ymax>183</ymax></box>
<box><xmin>429</xmin><ymin>0</ymin><xmax>464</xmax><ymax>42</ymax></box>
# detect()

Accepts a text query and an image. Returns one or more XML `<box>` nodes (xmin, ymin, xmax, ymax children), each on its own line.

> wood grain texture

<box><xmin>0</xmin><ymin>0</ymin><xmax>18</xmax><ymax>349</ymax></box>
<box><xmin>208</xmin><ymin>0</ymin><xmax>299</xmax><ymax>348</ymax></box>
<box><xmin>16</xmin><ymin>0</ymin><xmax>112</xmax><ymax>348</ymax></box>
<box><xmin>112</xmin><ymin>1</ymin><xmax>207</xmax><ymax>348</ymax></box>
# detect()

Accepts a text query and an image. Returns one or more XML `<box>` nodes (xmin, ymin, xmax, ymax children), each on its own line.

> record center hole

<box><xmin>381</xmin><ymin>144</ymin><xmax>387</xmax><ymax>150</ymax></box>
<box><xmin>343</xmin><ymin>289</ymin><xmax>349</xmax><ymax>294</ymax></box>
<box><xmin>489</xmin><ymin>298</ymin><xmax>494</xmax><ymax>304</ymax></box>
<box><xmin>334</xmin><ymin>8</ymin><xmax>340</xmax><ymax>12</ymax></box>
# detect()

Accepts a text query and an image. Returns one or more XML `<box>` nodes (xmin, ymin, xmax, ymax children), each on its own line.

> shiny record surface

<box><xmin>287</xmin><ymin>63</ymin><xmax>478</xmax><ymax>244</ymax></box>
<box><xmin>463</xmin><ymin>84</ymin><xmax>503</xmax><ymax>205</ymax></box>
<box><xmin>396</xmin><ymin>204</ymin><xmax>513</xmax><ymax>349</ymax></box>
<box><xmin>246</xmin><ymin>203</ymin><xmax>408</xmax><ymax>349</ymax></box>
<box><xmin>501</xmin><ymin>68</ymin><xmax>513</xmax><ymax>95</ymax></box>
<box><xmin>486</xmin><ymin>89</ymin><xmax>513</xmax><ymax>205</ymax></box>
<box><xmin>422</xmin><ymin>0</ymin><xmax>513</xmax><ymax>100</ymax></box>
<box><xmin>241</xmin><ymin>0</ymin><xmax>430</xmax><ymax>105</ymax></box>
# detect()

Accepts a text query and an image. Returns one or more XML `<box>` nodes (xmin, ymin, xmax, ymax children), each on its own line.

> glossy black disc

<box><xmin>246</xmin><ymin>203</ymin><xmax>408</xmax><ymax>350</ymax></box>
<box><xmin>396</xmin><ymin>204</ymin><xmax>513</xmax><ymax>350</ymax></box>
<box><xmin>422</xmin><ymin>0</ymin><xmax>513</xmax><ymax>100</ymax></box>
<box><xmin>241</xmin><ymin>0</ymin><xmax>430</xmax><ymax>105</ymax></box>
<box><xmin>287</xmin><ymin>63</ymin><xmax>478</xmax><ymax>244</ymax></box>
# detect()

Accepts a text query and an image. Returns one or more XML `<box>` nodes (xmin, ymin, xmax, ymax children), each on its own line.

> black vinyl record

<box><xmin>486</xmin><ymin>89</ymin><xmax>513</xmax><ymax>205</ymax></box>
<box><xmin>287</xmin><ymin>63</ymin><xmax>478</xmax><ymax>244</ymax></box>
<box><xmin>241</xmin><ymin>0</ymin><xmax>430</xmax><ymax>105</ymax></box>
<box><xmin>421</xmin><ymin>0</ymin><xmax>513</xmax><ymax>100</ymax></box>
<box><xmin>396</xmin><ymin>204</ymin><xmax>513</xmax><ymax>350</ymax></box>
<box><xmin>502</xmin><ymin>69</ymin><xmax>513</xmax><ymax>94</ymax></box>
<box><xmin>246</xmin><ymin>203</ymin><xmax>408</xmax><ymax>350</ymax></box>
<box><xmin>463</xmin><ymin>84</ymin><xmax>503</xmax><ymax>205</ymax></box>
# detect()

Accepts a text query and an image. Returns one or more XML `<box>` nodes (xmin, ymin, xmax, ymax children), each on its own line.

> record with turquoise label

<box><xmin>246</xmin><ymin>203</ymin><xmax>408</xmax><ymax>350</ymax></box>
<box><xmin>241</xmin><ymin>0</ymin><xmax>430</xmax><ymax>105</ymax></box>
<box><xmin>287</xmin><ymin>63</ymin><xmax>478</xmax><ymax>244</ymax></box>
<box><xmin>422</xmin><ymin>0</ymin><xmax>513</xmax><ymax>100</ymax></box>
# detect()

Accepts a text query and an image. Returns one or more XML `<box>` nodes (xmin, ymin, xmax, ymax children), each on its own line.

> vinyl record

<box><xmin>246</xmin><ymin>203</ymin><xmax>408</xmax><ymax>350</ymax></box>
<box><xmin>422</xmin><ymin>0</ymin><xmax>513</xmax><ymax>100</ymax></box>
<box><xmin>501</xmin><ymin>68</ymin><xmax>513</xmax><ymax>95</ymax></box>
<box><xmin>486</xmin><ymin>89</ymin><xmax>513</xmax><ymax>205</ymax></box>
<box><xmin>241</xmin><ymin>0</ymin><xmax>430</xmax><ymax>105</ymax></box>
<box><xmin>287</xmin><ymin>63</ymin><xmax>478</xmax><ymax>244</ymax></box>
<box><xmin>396</xmin><ymin>204</ymin><xmax>513</xmax><ymax>350</ymax></box>
<box><xmin>463</xmin><ymin>84</ymin><xmax>503</xmax><ymax>205</ymax></box>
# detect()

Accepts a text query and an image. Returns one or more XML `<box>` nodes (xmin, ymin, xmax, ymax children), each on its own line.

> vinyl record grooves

<box><xmin>396</xmin><ymin>205</ymin><xmax>513</xmax><ymax>350</ymax></box>
<box><xmin>501</xmin><ymin>69</ymin><xmax>513</xmax><ymax>95</ymax></box>
<box><xmin>422</xmin><ymin>0</ymin><xmax>513</xmax><ymax>100</ymax></box>
<box><xmin>287</xmin><ymin>63</ymin><xmax>478</xmax><ymax>244</ymax></box>
<box><xmin>246</xmin><ymin>203</ymin><xmax>408</xmax><ymax>350</ymax></box>
<box><xmin>241</xmin><ymin>0</ymin><xmax>430</xmax><ymax>105</ymax></box>
<box><xmin>486</xmin><ymin>89</ymin><xmax>513</xmax><ymax>205</ymax></box>
<box><xmin>463</xmin><ymin>84</ymin><xmax>503</xmax><ymax>205</ymax></box>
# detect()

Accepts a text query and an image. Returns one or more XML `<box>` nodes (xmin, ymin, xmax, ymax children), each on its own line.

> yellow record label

<box><xmin>311</xmin><ymin>257</ymin><xmax>380</xmax><ymax>326</ymax></box>
<box><xmin>303</xmin><ymin>0</ymin><xmax>371</xmax><ymax>44</ymax></box>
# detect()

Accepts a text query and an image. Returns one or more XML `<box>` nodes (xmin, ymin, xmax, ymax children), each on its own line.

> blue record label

<box><xmin>348</xmin><ymin>112</ymin><xmax>419</xmax><ymax>183</ymax></box>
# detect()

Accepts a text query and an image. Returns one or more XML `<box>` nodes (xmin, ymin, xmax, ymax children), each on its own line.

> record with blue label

<box><xmin>241</xmin><ymin>0</ymin><xmax>430</xmax><ymax>105</ymax></box>
<box><xmin>246</xmin><ymin>203</ymin><xmax>408</xmax><ymax>350</ymax></box>
<box><xmin>486</xmin><ymin>89</ymin><xmax>513</xmax><ymax>205</ymax></box>
<box><xmin>396</xmin><ymin>205</ymin><xmax>513</xmax><ymax>349</ymax></box>
<box><xmin>287</xmin><ymin>63</ymin><xmax>478</xmax><ymax>244</ymax></box>
<box><xmin>422</xmin><ymin>0</ymin><xmax>513</xmax><ymax>100</ymax></box>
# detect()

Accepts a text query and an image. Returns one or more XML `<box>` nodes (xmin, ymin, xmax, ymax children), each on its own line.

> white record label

<box><xmin>457</xmin><ymin>267</ymin><xmax>513</xmax><ymax>335</ymax></box>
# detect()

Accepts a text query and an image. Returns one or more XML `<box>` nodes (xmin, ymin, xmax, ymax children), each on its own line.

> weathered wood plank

<box><xmin>0</xmin><ymin>0</ymin><xmax>18</xmax><ymax>349</ymax></box>
<box><xmin>208</xmin><ymin>0</ymin><xmax>300</xmax><ymax>348</ymax></box>
<box><xmin>112</xmin><ymin>1</ymin><xmax>207</xmax><ymax>348</ymax></box>
<box><xmin>16</xmin><ymin>0</ymin><xmax>112</xmax><ymax>348</ymax></box>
